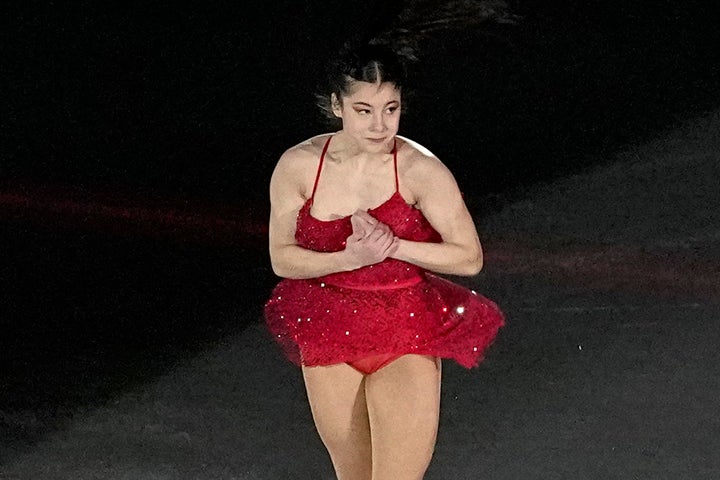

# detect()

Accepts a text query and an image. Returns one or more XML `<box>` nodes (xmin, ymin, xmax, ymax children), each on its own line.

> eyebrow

<box><xmin>351</xmin><ymin>100</ymin><xmax>400</xmax><ymax>107</ymax></box>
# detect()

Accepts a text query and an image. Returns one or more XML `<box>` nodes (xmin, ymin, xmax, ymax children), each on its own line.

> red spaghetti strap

<box><xmin>310</xmin><ymin>135</ymin><xmax>333</xmax><ymax>201</ymax></box>
<box><xmin>392</xmin><ymin>138</ymin><xmax>399</xmax><ymax>192</ymax></box>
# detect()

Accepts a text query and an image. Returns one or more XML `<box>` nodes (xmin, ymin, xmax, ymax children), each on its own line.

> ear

<box><xmin>331</xmin><ymin>93</ymin><xmax>342</xmax><ymax>118</ymax></box>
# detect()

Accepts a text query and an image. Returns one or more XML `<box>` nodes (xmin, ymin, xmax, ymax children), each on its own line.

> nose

<box><xmin>369</xmin><ymin>111</ymin><xmax>387</xmax><ymax>132</ymax></box>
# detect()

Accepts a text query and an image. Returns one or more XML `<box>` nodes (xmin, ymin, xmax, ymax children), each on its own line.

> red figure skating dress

<box><xmin>264</xmin><ymin>135</ymin><xmax>504</xmax><ymax>374</ymax></box>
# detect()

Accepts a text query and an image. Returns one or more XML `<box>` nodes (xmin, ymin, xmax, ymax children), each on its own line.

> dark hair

<box><xmin>314</xmin><ymin>1</ymin><xmax>519</xmax><ymax>127</ymax></box>
<box><xmin>315</xmin><ymin>42</ymin><xmax>410</xmax><ymax>126</ymax></box>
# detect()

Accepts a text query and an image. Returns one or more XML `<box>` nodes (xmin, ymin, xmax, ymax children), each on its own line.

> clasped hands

<box><xmin>345</xmin><ymin>209</ymin><xmax>398</xmax><ymax>268</ymax></box>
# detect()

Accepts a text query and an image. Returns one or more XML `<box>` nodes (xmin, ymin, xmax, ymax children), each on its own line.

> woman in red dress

<box><xmin>264</xmin><ymin>42</ymin><xmax>505</xmax><ymax>479</ymax></box>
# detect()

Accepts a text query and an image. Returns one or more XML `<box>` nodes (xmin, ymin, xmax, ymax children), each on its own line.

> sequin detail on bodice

<box><xmin>296</xmin><ymin>191</ymin><xmax>441</xmax><ymax>289</ymax></box>
<box><xmin>296</xmin><ymin>135</ymin><xmax>441</xmax><ymax>289</ymax></box>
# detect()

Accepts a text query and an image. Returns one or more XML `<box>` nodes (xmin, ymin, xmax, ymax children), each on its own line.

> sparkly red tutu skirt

<box><xmin>264</xmin><ymin>272</ymin><xmax>504</xmax><ymax>369</ymax></box>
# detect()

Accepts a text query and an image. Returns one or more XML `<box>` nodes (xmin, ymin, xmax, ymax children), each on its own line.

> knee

<box><xmin>321</xmin><ymin>429</ymin><xmax>373</xmax><ymax>480</ymax></box>
<box><xmin>316</xmin><ymin>424</ymin><xmax>360</xmax><ymax>452</ymax></box>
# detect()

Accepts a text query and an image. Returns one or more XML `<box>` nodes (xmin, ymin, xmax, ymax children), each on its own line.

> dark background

<box><xmin>3</xmin><ymin>1</ymin><xmax>719</xmax><ymax>207</ymax></box>
<box><xmin>1</xmin><ymin>0</ymin><xmax>719</xmax><ymax>446</ymax></box>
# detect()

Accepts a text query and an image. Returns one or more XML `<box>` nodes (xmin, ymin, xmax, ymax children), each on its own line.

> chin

<box><xmin>365</xmin><ymin>137</ymin><xmax>393</xmax><ymax>151</ymax></box>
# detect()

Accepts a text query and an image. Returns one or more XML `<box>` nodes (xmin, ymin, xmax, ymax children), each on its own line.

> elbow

<box><xmin>271</xmin><ymin>263</ymin><xmax>287</xmax><ymax>278</ymax></box>
<box><xmin>271</xmin><ymin>260</ymin><xmax>297</xmax><ymax>279</ymax></box>
<box><xmin>269</xmin><ymin>251</ymin><xmax>292</xmax><ymax>278</ymax></box>
<box><xmin>459</xmin><ymin>249</ymin><xmax>483</xmax><ymax>276</ymax></box>
<box><xmin>270</xmin><ymin>255</ymin><xmax>307</xmax><ymax>279</ymax></box>
<box><xmin>465</xmin><ymin>255</ymin><xmax>483</xmax><ymax>276</ymax></box>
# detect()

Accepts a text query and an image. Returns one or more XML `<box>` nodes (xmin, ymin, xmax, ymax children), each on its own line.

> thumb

<box><xmin>350</xmin><ymin>214</ymin><xmax>368</xmax><ymax>237</ymax></box>
<box><xmin>353</xmin><ymin>209</ymin><xmax>377</xmax><ymax>224</ymax></box>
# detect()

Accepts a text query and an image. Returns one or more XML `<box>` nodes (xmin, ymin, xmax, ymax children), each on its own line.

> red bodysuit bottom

<box><xmin>347</xmin><ymin>353</ymin><xmax>403</xmax><ymax>374</ymax></box>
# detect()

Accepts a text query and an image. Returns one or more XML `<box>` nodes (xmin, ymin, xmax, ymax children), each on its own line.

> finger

<box><xmin>350</xmin><ymin>213</ymin><xmax>364</xmax><ymax>229</ymax></box>
<box><xmin>376</xmin><ymin>222</ymin><xmax>391</xmax><ymax>235</ymax></box>
<box><xmin>383</xmin><ymin>233</ymin><xmax>397</xmax><ymax>251</ymax></box>
<box><xmin>352</xmin><ymin>211</ymin><xmax>376</xmax><ymax>227</ymax></box>
<box><xmin>367</xmin><ymin>226</ymin><xmax>388</xmax><ymax>242</ymax></box>
<box><xmin>354</xmin><ymin>209</ymin><xmax>378</xmax><ymax>225</ymax></box>
<box><xmin>376</xmin><ymin>234</ymin><xmax>396</xmax><ymax>255</ymax></box>
<box><xmin>350</xmin><ymin>215</ymin><xmax>369</xmax><ymax>237</ymax></box>
<box><xmin>387</xmin><ymin>237</ymin><xmax>399</xmax><ymax>256</ymax></box>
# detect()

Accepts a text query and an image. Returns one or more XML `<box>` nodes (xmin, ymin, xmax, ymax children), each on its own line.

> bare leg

<box><xmin>365</xmin><ymin>355</ymin><xmax>442</xmax><ymax>480</ymax></box>
<box><xmin>302</xmin><ymin>363</ymin><xmax>372</xmax><ymax>480</ymax></box>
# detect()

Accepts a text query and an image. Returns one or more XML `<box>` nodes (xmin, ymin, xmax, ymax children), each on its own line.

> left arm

<box><xmin>390</xmin><ymin>154</ymin><xmax>483</xmax><ymax>276</ymax></box>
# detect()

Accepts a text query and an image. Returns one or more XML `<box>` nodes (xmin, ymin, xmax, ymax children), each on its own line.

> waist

<box><xmin>318</xmin><ymin>275</ymin><xmax>423</xmax><ymax>291</ymax></box>
<box><xmin>318</xmin><ymin>261</ymin><xmax>425</xmax><ymax>290</ymax></box>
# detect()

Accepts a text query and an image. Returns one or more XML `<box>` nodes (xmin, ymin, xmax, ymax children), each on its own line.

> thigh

<box><xmin>302</xmin><ymin>363</ymin><xmax>372</xmax><ymax>479</ymax></box>
<box><xmin>364</xmin><ymin>355</ymin><xmax>442</xmax><ymax>479</ymax></box>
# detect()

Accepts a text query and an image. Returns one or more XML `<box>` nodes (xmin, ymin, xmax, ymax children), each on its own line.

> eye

<box><xmin>385</xmin><ymin>106</ymin><xmax>398</xmax><ymax>114</ymax></box>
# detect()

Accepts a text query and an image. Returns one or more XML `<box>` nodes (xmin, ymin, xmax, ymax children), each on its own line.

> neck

<box><xmin>330</xmin><ymin>132</ymin><xmax>395</xmax><ymax>162</ymax></box>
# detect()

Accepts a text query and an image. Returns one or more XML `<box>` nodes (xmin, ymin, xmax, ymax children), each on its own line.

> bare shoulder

<box><xmin>271</xmin><ymin>134</ymin><xmax>331</xmax><ymax>194</ymax></box>
<box><xmin>396</xmin><ymin>137</ymin><xmax>471</xmax><ymax>223</ymax></box>
<box><xmin>275</xmin><ymin>134</ymin><xmax>328</xmax><ymax>173</ymax></box>
<box><xmin>396</xmin><ymin>136</ymin><xmax>457</xmax><ymax>189</ymax></box>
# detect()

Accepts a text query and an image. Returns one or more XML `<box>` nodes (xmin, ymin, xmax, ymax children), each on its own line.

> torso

<box><xmin>300</xmin><ymin>133</ymin><xmax>420</xmax><ymax>221</ymax></box>
<box><xmin>294</xmin><ymin>134</ymin><xmax>441</xmax><ymax>288</ymax></box>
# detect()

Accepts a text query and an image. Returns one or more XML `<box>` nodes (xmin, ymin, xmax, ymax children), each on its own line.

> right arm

<box><xmin>268</xmin><ymin>146</ymin><xmax>396</xmax><ymax>279</ymax></box>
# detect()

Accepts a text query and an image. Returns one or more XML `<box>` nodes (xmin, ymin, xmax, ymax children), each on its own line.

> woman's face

<box><xmin>333</xmin><ymin>81</ymin><xmax>401</xmax><ymax>152</ymax></box>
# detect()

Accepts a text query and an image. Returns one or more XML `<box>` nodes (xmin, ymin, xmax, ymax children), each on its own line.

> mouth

<box><xmin>366</xmin><ymin>137</ymin><xmax>386</xmax><ymax>144</ymax></box>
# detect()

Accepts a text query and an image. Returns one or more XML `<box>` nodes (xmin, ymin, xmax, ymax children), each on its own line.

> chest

<box><xmin>309</xmin><ymin>162</ymin><xmax>397</xmax><ymax>220</ymax></box>
<box><xmin>296</xmin><ymin>194</ymin><xmax>441</xmax><ymax>252</ymax></box>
